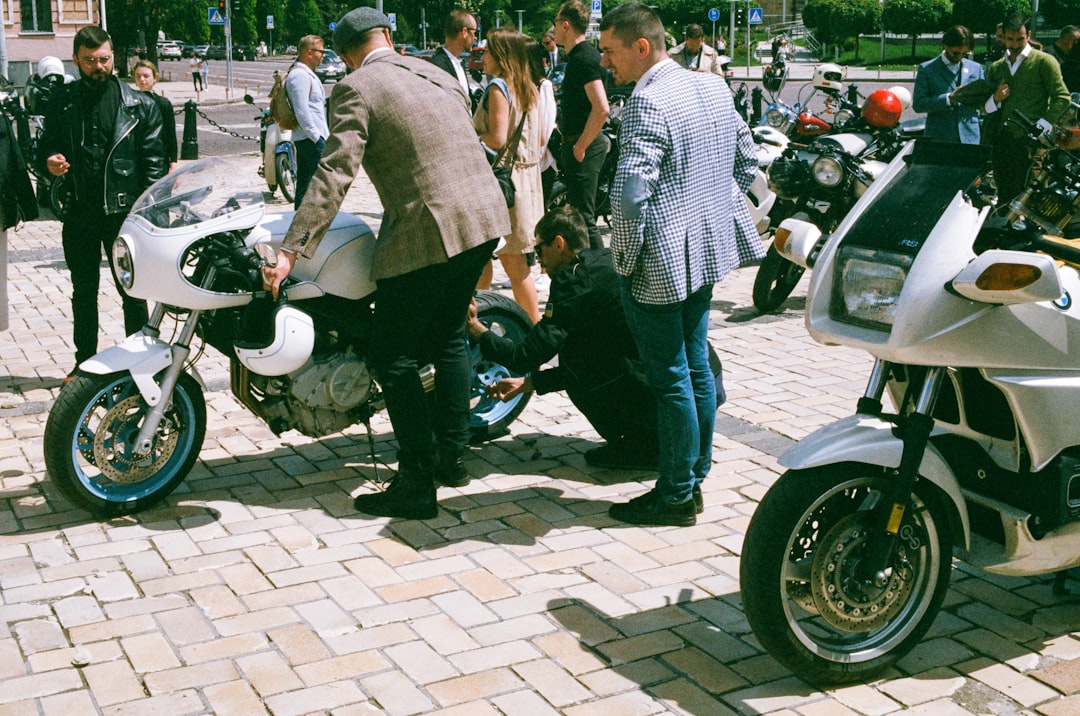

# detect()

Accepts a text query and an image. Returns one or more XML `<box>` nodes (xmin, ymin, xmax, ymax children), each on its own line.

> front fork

<box><xmin>131</xmin><ymin>268</ymin><xmax>216</xmax><ymax>455</ymax></box>
<box><xmin>855</xmin><ymin>361</ymin><xmax>944</xmax><ymax>582</ymax></box>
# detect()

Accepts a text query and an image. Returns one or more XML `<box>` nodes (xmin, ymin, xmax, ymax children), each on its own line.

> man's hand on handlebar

<box><xmin>262</xmin><ymin>250</ymin><xmax>297</xmax><ymax>299</ymax></box>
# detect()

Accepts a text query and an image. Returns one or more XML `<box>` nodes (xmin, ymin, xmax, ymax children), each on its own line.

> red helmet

<box><xmin>861</xmin><ymin>89</ymin><xmax>902</xmax><ymax>128</ymax></box>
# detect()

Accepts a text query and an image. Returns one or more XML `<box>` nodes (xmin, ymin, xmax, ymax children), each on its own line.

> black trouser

<box><xmin>370</xmin><ymin>240</ymin><xmax>497</xmax><ymax>467</ymax></box>
<box><xmin>993</xmin><ymin>138</ymin><xmax>1032</xmax><ymax>207</ymax></box>
<box><xmin>566</xmin><ymin>370</ymin><xmax>659</xmax><ymax>457</ymax></box>
<box><xmin>561</xmin><ymin>133</ymin><xmax>610</xmax><ymax>250</ymax></box>
<box><xmin>62</xmin><ymin>204</ymin><xmax>148</xmax><ymax>366</ymax></box>
<box><xmin>192</xmin><ymin>71</ymin><xmax>203</xmax><ymax>91</ymax></box>
<box><xmin>293</xmin><ymin>137</ymin><xmax>324</xmax><ymax>210</ymax></box>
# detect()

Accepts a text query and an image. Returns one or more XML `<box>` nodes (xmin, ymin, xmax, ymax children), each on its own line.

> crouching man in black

<box><xmin>468</xmin><ymin>206</ymin><xmax>722</xmax><ymax>470</ymax></box>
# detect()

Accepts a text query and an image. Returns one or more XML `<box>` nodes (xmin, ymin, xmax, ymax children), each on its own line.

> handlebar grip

<box><xmin>1028</xmin><ymin>235</ymin><xmax>1080</xmax><ymax>267</ymax></box>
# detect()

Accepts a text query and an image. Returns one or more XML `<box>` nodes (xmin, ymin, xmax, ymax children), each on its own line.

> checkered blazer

<box><xmin>611</xmin><ymin>60</ymin><xmax>756</xmax><ymax>304</ymax></box>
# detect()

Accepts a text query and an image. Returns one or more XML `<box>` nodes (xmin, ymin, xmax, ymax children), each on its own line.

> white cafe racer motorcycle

<box><xmin>740</xmin><ymin>108</ymin><xmax>1080</xmax><ymax>684</ymax></box>
<box><xmin>43</xmin><ymin>160</ymin><xmax>533</xmax><ymax>517</ymax></box>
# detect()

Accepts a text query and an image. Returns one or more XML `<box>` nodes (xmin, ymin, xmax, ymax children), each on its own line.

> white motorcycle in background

<box><xmin>43</xmin><ymin>159</ymin><xmax>533</xmax><ymax>517</ymax></box>
<box><xmin>740</xmin><ymin>105</ymin><xmax>1080</xmax><ymax>684</ymax></box>
<box><xmin>244</xmin><ymin>95</ymin><xmax>296</xmax><ymax>203</ymax></box>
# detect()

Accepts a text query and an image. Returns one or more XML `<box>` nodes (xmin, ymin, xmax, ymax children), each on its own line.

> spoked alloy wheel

<box><xmin>469</xmin><ymin>291</ymin><xmax>533</xmax><ymax>440</ymax></box>
<box><xmin>276</xmin><ymin>153</ymin><xmax>296</xmax><ymax>204</ymax></box>
<box><xmin>44</xmin><ymin>371</ymin><xmax>206</xmax><ymax>517</ymax></box>
<box><xmin>752</xmin><ymin>244</ymin><xmax>806</xmax><ymax>312</ymax></box>
<box><xmin>740</xmin><ymin>465</ymin><xmax>953</xmax><ymax>684</ymax></box>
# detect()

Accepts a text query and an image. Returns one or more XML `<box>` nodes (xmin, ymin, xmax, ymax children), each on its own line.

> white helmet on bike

<box><xmin>888</xmin><ymin>85</ymin><xmax>912</xmax><ymax>110</ymax></box>
<box><xmin>234</xmin><ymin>302</ymin><xmax>315</xmax><ymax>376</ymax></box>
<box><xmin>812</xmin><ymin>63</ymin><xmax>845</xmax><ymax>92</ymax></box>
<box><xmin>36</xmin><ymin>56</ymin><xmax>65</xmax><ymax>79</ymax></box>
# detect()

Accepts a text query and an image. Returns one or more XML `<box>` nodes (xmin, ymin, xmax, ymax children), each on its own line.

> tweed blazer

<box><xmin>610</xmin><ymin>60</ymin><xmax>756</xmax><ymax>304</ymax></box>
<box><xmin>283</xmin><ymin>52</ymin><xmax>510</xmax><ymax>280</ymax></box>
<box><xmin>669</xmin><ymin>42</ymin><xmax>726</xmax><ymax>77</ymax></box>
<box><xmin>913</xmin><ymin>56</ymin><xmax>984</xmax><ymax>143</ymax></box>
<box><xmin>986</xmin><ymin>49</ymin><xmax>1071</xmax><ymax>139</ymax></box>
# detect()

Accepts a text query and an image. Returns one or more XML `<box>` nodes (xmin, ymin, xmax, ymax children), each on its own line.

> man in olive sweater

<box><xmin>985</xmin><ymin>14</ymin><xmax>1071</xmax><ymax>203</ymax></box>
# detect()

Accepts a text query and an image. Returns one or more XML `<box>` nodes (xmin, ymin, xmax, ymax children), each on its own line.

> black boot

<box><xmin>434</xmin><ymin>446</ymin><xmax>470</xmax><ymax>488</ymax></box>
<box><xmin>354</xmin><ymin>464</ymin><xmax>438</xmax><ymax>519</ymax></box>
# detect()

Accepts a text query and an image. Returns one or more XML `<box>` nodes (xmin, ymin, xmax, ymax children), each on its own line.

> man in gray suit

<box><xmin>264</xmin><ymin>7</ymin><xmax>510</xmax><ymax>520</ymax></box>
<box><xmin>912</xmin><ymin>25</ymin><xmax>984</xmax><ymax>144</ymax></box>
<box><xmin>600</xmin><ymin>3</ymin><xmax>756</xmax><ymax>526</ymax></box>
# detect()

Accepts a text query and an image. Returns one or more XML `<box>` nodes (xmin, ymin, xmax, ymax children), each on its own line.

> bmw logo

<box><xmin>1055</xmin><ymin>290</ymin><xmax>1072</xmax><ymax>311</ymax></box>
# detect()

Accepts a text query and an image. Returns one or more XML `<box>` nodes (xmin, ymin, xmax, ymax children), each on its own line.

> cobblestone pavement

<box><xmin>4</xmin><ymin>154</ymin><xmax>1080</xmax><ymax>716</ymax></box>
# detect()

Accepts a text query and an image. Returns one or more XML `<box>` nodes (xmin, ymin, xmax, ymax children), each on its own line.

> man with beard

<box><xmin>42</xmin><ymin>25</ymin><xmax>166</xmax><ymax>379</ymax></box>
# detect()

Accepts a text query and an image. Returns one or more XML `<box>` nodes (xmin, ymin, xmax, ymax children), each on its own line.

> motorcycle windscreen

<box><xmin>835</xmin><ymin>140</ymin><xmax>991</xmax><ymax>257</ymax></box>
<box><xmin>130</xmin><ymin>158</ymin><xmax>264</xmax><ymax>230</ymax></box>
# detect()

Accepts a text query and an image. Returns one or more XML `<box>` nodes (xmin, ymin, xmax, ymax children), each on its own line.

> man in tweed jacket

<box><xmin>985</xmin><ymin>14</ymin><xmax>1070</xmax><ymax>203</ymax></box>
<box><xmin>600</xmin><ymin>3</ymin><xmax>756</xmax><ymax>526</ymax></box>
<box><xmin>264</xmin><ymin>8</ymin><xmax>510</xmax><ymax>520</ymax></box>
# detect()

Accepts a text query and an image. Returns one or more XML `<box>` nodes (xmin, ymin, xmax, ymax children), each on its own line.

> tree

<box><xmin>951</xmin><ymin>0</ymin><xmax>1028</xmax><ymax>46</ymax></box>
<box><xmin>1041</xmin><ymin>0</ymin><xmax>1080</xmax><ymax>30</ymax></box>
<box><xmin>803</xmin><ymin>0</ymin><xmax>880</xmax><ymax>53</ymax></box>
<box><xmin>283</xmin><ymin>0</ymin><xmax>324</xmax><ymax>41</ymax></box>
<box><xmin>882</xmin><ymin>0</ymin><xmax>952</xmax><ymax>59</ymax></box>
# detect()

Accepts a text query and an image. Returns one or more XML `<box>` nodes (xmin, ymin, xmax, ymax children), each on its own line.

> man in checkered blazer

<box><xmin>600</xmin><ymin>2</ymin><xmax>757</xmax><ymax>527</ymax></box>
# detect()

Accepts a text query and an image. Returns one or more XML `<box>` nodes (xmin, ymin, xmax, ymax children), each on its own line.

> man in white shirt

<box><xmin>430</xmin><ymin>9</ymin><xmax>475</xmax><ymax>100</ymax></box>
<box><xmin>285</xmin><ymin>35</ymin><xmax>329</xmax><ymax>209</ymax></box>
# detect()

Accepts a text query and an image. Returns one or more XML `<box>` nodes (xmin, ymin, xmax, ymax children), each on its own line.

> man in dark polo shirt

<box><xmin>554</xmin><ymin>0</ymin><xmax>610</xmax><ymax>250</ymax></box>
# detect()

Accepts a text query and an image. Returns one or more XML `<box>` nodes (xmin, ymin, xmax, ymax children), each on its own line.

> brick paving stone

<box><xmin>83</xmin><ymin>659</ymin><xmax>146</xmax><ymax>706</ymax></box>
<box><xmin>120</xmin><ymin>632</ymin><xmax>182</xmax><ymax>672</ymax></box>
<box><xmin>965</xmin><ymin>659</ymin><xmax>1060</xmax><ymax>706</ymax></box>
<box><xmin>98</xmin><ymin>689</ymin><xmax>205</xmax><ymax>716</ymax></box>
<box><xmin>14</xmin><ymin>618</ymin><xmax>69</xmax><ymax>654</ymax></box>
<box><xmin>265</xmin><ymin>681</ymin><xmax>370</xmax><ymax>716</ymax></box>
<box><xmin>562</xmin><ymin>689</ymin><xmax>667</xmax><ymax>716</ymax></box>
<box><xmin>409</xmin><ymin>614</ymin><xmax>481</xmax><ymax>656</ymax></box>
<box><xmin>1038</xmin><ymin>693</ymin><xmax>1080</xmax><ymax>715</ymax></box>
<box><xmin>242</xmin><ymin>581</ymin><xmax>328</xmax><ymax>611</ymax></box>
<box><xmin>68</xmin><ymin>613</ymin><xmax>157</xmax><ymax>645</ymax></box>
<box><xmin>293</xmin><ymin>650</ymin><xmax>390</xmax><ymax>686</ymax></box>
<box><xmin>236</xmin><ymin>650</ymin><xmax>305</xmax><ymax>696</ymax></box>
<box><xmin>268</xmin><ymin>623</ymin><xmax>333</xmax><ymax>665</ymax></box>
<box><xmin>490</xmin><ymin>689</ymin><xmax>562</xmax><ymax>716</ymax></box>
<box><xmin>190</xmin><ymin>583</ymin><xmax>247</xmax><ymax>618</ymax></box>
<box><xmin>213</xmin><ymin>605</ymin><xmax>300</xmax><ymax>636</ymax></box>
<box><xmin>383</xmin><ymin>640</ymin><xmax>460</xmax><ymax>684</ymax></box>
<box><xmin>426</xmin><ymin>666</ymin><xmax>526</xmax><ymax>706</ymax></box>
<box><xmin>650</xmin><ymin>677</ymin><xmax>741</xmax><ymax>715</ymax></box>
<box><xmin>448</xmin><ymin>640</ymin><xmax>543</xmax><ymax>674</ymax></box>
<box><xmin>896</xmin><ymin>637</ymin><xmax>976</xmax><ymax>675</ymax></box>
<box><xmin>153</xmin><ymin>607</ymin><xmax>215</xmax><ymax>645</ymax></box>
<box><xmin>327</xmin><ymin>621</ymin><xmax>417</xmax><ymax>656</ymax></box>
<box><xmin>578</xmin><ymin>658</ymin><xmax>676</xmax><ymax>696</ymax></box>
<box><xmin>38</xmin><ymin>689</ymin><xmax>98</xmax><ymax>716</ymax></box>
<box><xmin>203</xmin><ymin>680</ymin><xmax>268</xmax><ymax>716</ymax></box>
<box><xmin>877</xmin><ymin>667</ymin><xmax>966</xmax><ymax>706</ymax></box>
<box><xmin>827</xmin><ymin>683</ymin><xmax>904</xmax><ymax>715</ymax></box>
<box><xmin>661</xmin><ymin>646</ymin><xmax>750</xmax><ymax>694</ymax></box>
<box><xmin>360</xmin><ymin>670</ymin><xmax>435</xmax><ymax>716</ymax></box>
<box><xmin>178</xmin><ymin>632</ymin><xmax>268</xmax><ymax>664</ymax></box>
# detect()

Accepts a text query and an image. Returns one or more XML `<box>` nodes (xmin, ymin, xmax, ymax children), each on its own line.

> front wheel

<box><xmin>752</xmin><ymin>244</ymin><xmax>806</xmax><ymax>312</ymax></box>
<box><xmin>469</xmin><ymin>291</ymin><xmax>533</xmax><ymax>441</ymax></box>
<box><xmin>276</xmin><ymin>152</ymin><xmax>296</xmax><ymax>204</ymax></box>
<box><xmin>741</xmin><ymin>465</ymin><xmax>953</xmax><ymax>684</ymax></box>
<box><xmin>44</xmin><ymin>371</ymin><xmax>207</xmax><ymax>517</ymax></box>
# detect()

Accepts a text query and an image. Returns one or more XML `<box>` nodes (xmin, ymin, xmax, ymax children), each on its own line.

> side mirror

<box><xmin>243</xmin><ymin>94</ymin><xmax>254</xmax><ymax>104</ymax></box>
<box><xmin>952</xmin><ymin>250</ymin><xmax>1064</xmax><ymax>305</ymax></box>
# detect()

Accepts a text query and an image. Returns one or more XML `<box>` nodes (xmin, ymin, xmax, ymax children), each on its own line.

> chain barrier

<box><xmin>190</xmin><ymin>104</ymin><xmax>259</xmax><ymax>142</ymax></box>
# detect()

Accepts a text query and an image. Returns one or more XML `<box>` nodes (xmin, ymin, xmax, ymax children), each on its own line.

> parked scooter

<box><xmin>43</xmin><ymin>159</ymin><xmax>534</xmax><ymax>517</ymax></box>
<box><xmin>740</xmin><ymin>107</ymin><xmax>1080</xmax><ymax>684</ymax></box>
<box><xmin>244</xmin><ymin>94</ymin><xmax>295</xmax><ymax>204</ymax></box>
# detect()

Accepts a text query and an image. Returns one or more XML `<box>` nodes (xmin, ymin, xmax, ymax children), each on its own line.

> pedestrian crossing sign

<box><xmin>208</xmin><ymin>7</ymin><xmax>225</xmax><ymax>25</ymax></box>
<box><xmin>748</xmin><ymin>7</ymin><xmax>763</xmax><ymax>24</ymax></box>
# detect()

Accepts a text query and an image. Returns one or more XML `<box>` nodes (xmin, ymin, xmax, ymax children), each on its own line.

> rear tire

<box><xmin>276</xmin><ymin>153</ymin><xmax>296</xmax><ymax>204</ymax></box>
<box><xmin>469</xmin><ymin>291</ymin><xmax>533</xmax><ymax>441</ymax></box>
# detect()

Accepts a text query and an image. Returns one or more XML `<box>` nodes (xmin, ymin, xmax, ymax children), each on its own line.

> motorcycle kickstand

<box><xmin>856</xmin><ymin>367</ymin><xmax>944</xmax><ymax>583</ymax></box>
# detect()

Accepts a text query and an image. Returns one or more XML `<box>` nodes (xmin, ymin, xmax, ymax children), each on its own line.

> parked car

<box><xmin>205</xmin><ymin>45</ymin><xmax>227</xmax><ymax>60</ymax></box>
<box><xmin>193</xmin><ymin>45</ymin><xmax>209</xmax><ymax>58</ymax></box>
<box><xmin>181</xmin><ymin>44</ymin><xmax>198</xmax><ymax>58</ymax></box>
<box><xmin>468</xmin><ymin>48</ymin><xmax>485</xmax><ymax>81</ymax></box>
<box><xmin>314</xmin><ymin>48</ymin><xmax>346</xmax><ymax>82</ymax></box>
<box><xmin>394</xmin><ymin>44</ymin><xmax>422</xmax><ymax>56</ymax></box>
<box><xmin>232</xmin><ymin>45</ymin><xmax>256</xmax><ymax>61</ymax></box>
<box><xmin>159</xmin><ymin>43</ymin><xmax>183</xmax><ymax>59</ymax></box>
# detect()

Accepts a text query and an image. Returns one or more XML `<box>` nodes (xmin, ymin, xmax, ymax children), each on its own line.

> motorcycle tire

<box><xmin>469</xmin><ymin>290</ymin><xmax>533</xmax><ymax>441</ymax></box>
<box><xmin>546</xmin><ymin>180</ymin><xmax>568</xmax><ymax>212</ymax></box>
<box><xmin>740</xmin><ymin>464</ymin><xmax>953</xmax><ymax>685</ymax></box>
<box><xmin>752</xmin><ymin>244</ymin><xmax>806</xmax><ymax>313</ymax></box>
<box><xmin>276</xmin><ymin>153</ymin><xmax>296</xmax><ymax>204</ymax></box>
<box><xmin>44</xmin><ymin>370</ymin><xmax>207</xmax><ymax>518</ymax></box>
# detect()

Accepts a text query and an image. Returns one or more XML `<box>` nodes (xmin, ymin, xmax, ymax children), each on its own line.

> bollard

<box><xmin>181</xmin><ymin>99</ymin><xmax>199</xmax><ymax>160</ymax></box>
<box><xmin>751</xmin><ymin>86</ymin><xmax>763</xmax><ymax>125</ymax></box>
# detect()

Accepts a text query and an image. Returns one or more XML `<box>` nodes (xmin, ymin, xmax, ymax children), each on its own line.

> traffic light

<box><xmin>232</xmin><ymin>0</ymin><xmax>240</xmax><ymax>15</ymax></box>
<box><xmin>735</xmin><ymin>7</ymin><xmax>745</xmax><ymax>25</ymax></box>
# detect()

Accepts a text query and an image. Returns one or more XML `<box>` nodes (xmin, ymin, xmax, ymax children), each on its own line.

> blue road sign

<box><xmin>708</xmin><ymin>7</ymin><xmax>720</xmax><ymax>22</ymax></box>
<box><xmin>748</xmin><ymin>7</ymin><xmax>763</xmax><ymax>24</ymax></box>
<box><xmin>208</xmin><ymin>7</ymin><xmax>225</xmax><ymax>25</ymax></box>
<box><xmin>329</xmin><ymin>21</ymin><xmax>337</xmax><ymax>31</ymax></box>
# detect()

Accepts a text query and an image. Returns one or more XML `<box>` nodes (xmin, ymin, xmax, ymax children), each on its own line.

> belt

<box><xmin>561</xmin><ymin>131</ymin><xmax>581</xmax><ymax>144</ymax></box>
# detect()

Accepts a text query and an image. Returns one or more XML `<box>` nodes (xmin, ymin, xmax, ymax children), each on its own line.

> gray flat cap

<box><xmin>333</xmin><ymin>7</ymin><xmax>391</xmax><ymax>53</ymax></box>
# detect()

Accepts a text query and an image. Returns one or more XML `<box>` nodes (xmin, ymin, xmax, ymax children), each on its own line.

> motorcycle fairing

<box><xmin>80</xmin><ymin>333</ymin><xmax>205</xmax><ymax>407</ymax></box>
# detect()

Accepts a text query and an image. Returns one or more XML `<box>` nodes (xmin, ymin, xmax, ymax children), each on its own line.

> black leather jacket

<box><xmin>40</xmin><ymin>75</ymin><xmax>166</xmax><ymax>215</ymax></box>
<box><xmin>0</xmin><ymin>112</ymin><xmax>38</xmax><ymax>229</ymax></box>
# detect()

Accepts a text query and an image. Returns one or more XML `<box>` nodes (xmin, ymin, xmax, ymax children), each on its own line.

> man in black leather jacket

<box><xmin>42</xmin><ymin>25</ymin><xmax>166</xmax><ymax>374</ymax></box>
<box><xmin>467</xmin><ymin>205</ymin><xmax>661</xmax><ymax>471</ymax></box>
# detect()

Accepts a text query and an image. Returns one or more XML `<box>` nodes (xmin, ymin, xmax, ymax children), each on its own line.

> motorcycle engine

<box><xmin>253</xmin><ymin>348</ymin><xmax>375</xmax><ymax>437</ymax></box>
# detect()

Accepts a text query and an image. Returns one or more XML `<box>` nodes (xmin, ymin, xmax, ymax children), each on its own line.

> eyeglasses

<box><xmin>78</xmin><ymin>55</ymin><xmax>112</xmax><ymax>67</ymax></box>
<box><xmin>311</xmin><ymin>48</ymin><xmax>325</xmax><ymax>55</ymax></box>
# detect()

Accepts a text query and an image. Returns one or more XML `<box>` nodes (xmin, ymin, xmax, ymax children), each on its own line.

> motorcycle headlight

<box><xmin>113</xmin><ymin>234</ymin><xmax>135</xmax><ymax>290</ymax></box>
<box><xmin>834</xmin><ymin>108</ymin><xmax>854</xmax><ymax>126</ymax></box>
<box><xmin>812</xmin><ymin>155</ymin><xmax>845</xmax><ymax>188</ymax></box>
<box><xmin>765</xmin><ymin>107</ymin><xmax>789</xmax><ymax>129</ymax></box>
<box><xmin>831</xmin><ymin>246</ymin><xmax>912</xmax><ymax>331</ymax></box>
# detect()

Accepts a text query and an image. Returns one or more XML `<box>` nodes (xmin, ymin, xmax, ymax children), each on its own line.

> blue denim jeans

<box><xmin>620</xmin><ymin>281</ymin><xmax>716</xmax><ymax>504</ymax></box>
